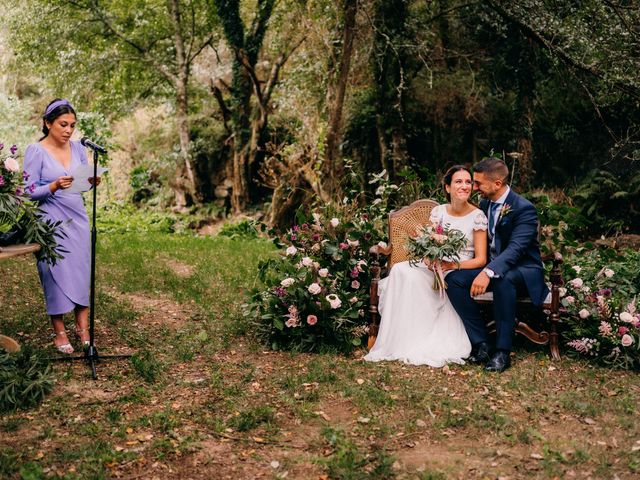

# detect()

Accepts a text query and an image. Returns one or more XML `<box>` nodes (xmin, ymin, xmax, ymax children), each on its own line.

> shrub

<box><xmin>0</xmin><ymin>346</ymin><xmax>55</xmax><ymax>412</ymax></box>
<box><xmin>245</xmin><ymin>170</ymin><xmax>402</xmax><ymax>353</ymax></box>
<box><xmin>560</xmin><ymin>247</ymin><xmax>640</xmax><ymax>369</ymax></box>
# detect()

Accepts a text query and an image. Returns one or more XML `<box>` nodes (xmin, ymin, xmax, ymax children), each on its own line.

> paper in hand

<box><xmin>65</xmin><ymin>163</ymin><xmax>108</xmax><ymax>193</ymax></box>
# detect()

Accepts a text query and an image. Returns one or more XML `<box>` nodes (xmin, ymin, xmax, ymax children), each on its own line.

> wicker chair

<box><xmin>368</xmin><ymin>199</ymin><xmax>563</xmax><ymax>359</ymax></box>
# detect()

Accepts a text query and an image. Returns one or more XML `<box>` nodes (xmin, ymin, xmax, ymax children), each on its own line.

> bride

<box><xmin>364</xmin><ymin>165</ymin><xmax>488</xmax><ymax>367</ymax></box>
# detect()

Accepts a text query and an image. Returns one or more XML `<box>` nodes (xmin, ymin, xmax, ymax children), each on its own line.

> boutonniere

<box><xmin>499</xmin><ymin>203</ymin><xmax>512</xmax><ymax>220</ymax></box>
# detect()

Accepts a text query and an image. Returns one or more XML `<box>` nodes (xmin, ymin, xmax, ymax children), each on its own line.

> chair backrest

<box><xmin>387</xmin><ymin>199</ymin><xmax>439</xmax><ymax>269</ymax></box>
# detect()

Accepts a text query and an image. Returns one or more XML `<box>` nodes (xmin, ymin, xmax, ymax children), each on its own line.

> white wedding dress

<box><xmin>364</xmin><ymin>205</ymin><xmax>488</xmax><ymax>367</ymax></box>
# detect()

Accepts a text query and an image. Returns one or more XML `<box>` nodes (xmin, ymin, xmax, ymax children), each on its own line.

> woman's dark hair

<box><xmin>40</xmin><ymin>98</ymin><xmax>76</xmax><ymax>140</ymax></box>
<box><xmin>442</xmin><ymin>164</ymin><xmax>472</xmax><ymax>202</ymax></box>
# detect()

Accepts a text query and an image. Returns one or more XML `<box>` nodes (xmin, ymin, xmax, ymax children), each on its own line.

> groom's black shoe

<box><xmin>485</xmin><ymin>350</ymin><xmax>511</xmax><ymax>373</ymax></box>
<box><xmin>466</xmin><ymin>342</ymin><xmax>491</xmax><ymax>365</ymax></box>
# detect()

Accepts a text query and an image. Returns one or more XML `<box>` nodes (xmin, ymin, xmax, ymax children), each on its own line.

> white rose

<box><xmin>604</xmin><ymin>268</ymin><xmax>615</xmax><ymax>278</ymax></box>
<box><xmin>280</xmin><ymin>278</ymin><xmax>295</xmax><ymax>287</ymax></box>
<box><xmin>285</xmin><ymin>246</ymin><xmax>298</xmax><ymax>256</ymax></box>
<box><xmin>301</xmin><ymin>256</ymin><xmax>313</xmax><ymax>267</ymax></box>
<box><xmin>3</xmin><ymin>157</ymin><xmax>20</xmax><ymax>173</ymax></box>
<box><xmin>318</xmin><ymin>268</ymin><xmax>329</xmax><ymax>278</ymax></box>
<box><xmin>570</xmin><ymin>278</ymin><xmax>583</xmax><ymax>289</ymax></box>
<box><xmin>307</xmin><ymin>283</ymin><xmax>322</xmax><ymax>295</ymax></box>
<box><xmin>572</xmin><ymin>265</ymin><xmax>582</xmax><ymax>274</ymax></box>
<box><xmin>377</xmin><ymin>241</ymin><xmax>388</xmax><ymax>249</ymax></box>
<box><xmin>579</xmin><ymin>309</ymin><xmax>590</xmax><ymax>319</ymax></box>
<box><xmin>620</xmin><ymin>312</ymin><xmax>634</xmax><ymax>323</ymax></box>
<box><xmin>330</xmin><ymin>218</ymin><xmax>340</xmax><ymax>227</ymax></box>
<box><xmin>558</xmin><ymin>287</ymin><xmax>567</xmax><ymax>297</ymax></box>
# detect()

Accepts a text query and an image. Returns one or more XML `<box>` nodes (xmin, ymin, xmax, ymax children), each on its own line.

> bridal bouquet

<box><xmin>405</xmin><ymin>221</ymin><xmax>468</xmax><ymax>297</ymax></box>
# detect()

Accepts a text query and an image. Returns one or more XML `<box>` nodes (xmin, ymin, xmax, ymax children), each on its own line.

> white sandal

<box><xmin>75</xmin><ymin>328</ymin><xmax>90</xmax><ymax>348</ymax></box>
<box><xmin>54</xmin><ymin>331</ymin><xmax>74</xmax><ymax>354</ymax></box>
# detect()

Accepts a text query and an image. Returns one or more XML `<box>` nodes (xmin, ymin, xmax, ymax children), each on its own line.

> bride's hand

<box><xmin>440</xmin><ymin>261</ymin><xmax>459</xmax><ymax>271</ymax></box>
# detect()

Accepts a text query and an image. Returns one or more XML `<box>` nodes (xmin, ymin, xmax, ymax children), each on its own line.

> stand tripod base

<box><xmin>49</xmin><ymin>344</ymin><xmax>132</xmax><ymax>380</ymax></box>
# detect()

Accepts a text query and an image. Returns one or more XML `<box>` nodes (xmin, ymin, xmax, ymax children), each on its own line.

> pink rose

<box><xmin>579</xmin><ymin>309</ymin><xmax>590</xmax><ymax>319</ymax></box>
<box><xmin>285</xmin><ymin>245</ymin><xmax>298</xmax><ymax>256</ymax></box>
<box><xmin>565</xmin><ymin>296</ymin><xmax>575</xmax><ymax>304</ymax></box>
<box><xmin>306</xmin><ymin>314</ymin><xmax>318</xmax><ymax>325</ymax></box>
<box><xmin>301</xmin><ymin>256</ymin><xmax>313</xmax><ymax>267</ymax></box>
<box><xmin>619</xmin><ymin>312</ymin><xmax>634</xmax><ymax>323</ymax></box>
<box><xmin>280</xmin><ymin>277</ymin><xmax>295</xmax><ymax>287</ymax></box>
<box><xmin>604</xmin><ymin>268</ymin><xmax>615</xmax><ymax>278</ymax></box>
<box><xmin>3</xmin><ymin>157</ymin><xmax>20</xmax><ymax>172</ymax></box>
<box><xmin>621</xmin><ymin>334</ymin><xmax>634</xmax><ymax>347</ymax></box>
<box><xmin>618</xmin><ymin>326</ymin><xmax>630</xmax><ymax>336</ymax></box>
<box><xmin>318</xmin><ymin>268</ymin><xmax>329</xmax><ymax>278</ymax></box>
<box><xmin>351</xmin><ymin>280</ymin><xmax>360</xmax><ymax>289</ymax></box>
<box><xmin>330</xmin><ymin>218</ymin><xmax>340</xmax><ymax>227</ymax></box>
<box><xmin>307</xmin><ymin>283</ymin><xmax>322</xmax><ymax>295</ymax></box>
<box><xmin>570</xmin><ymin>278</ymin><xmax>583</xmax><ymax>289</ymax></box>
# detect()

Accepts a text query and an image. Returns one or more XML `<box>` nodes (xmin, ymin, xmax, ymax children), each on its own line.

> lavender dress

<box><xmin>24</xmin><ymin>141</ymin><xmax>90</xmax><ymax>315</ymax></box>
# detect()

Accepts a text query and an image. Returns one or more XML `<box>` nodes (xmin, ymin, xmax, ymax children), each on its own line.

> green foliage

<box><xmin>573</xmin><ymin>168</ymin><xmax>640</xmax><ymax>235</ymax></box>
<box><xmin>96</xmin><ymin>202</ymin><xmax>177</xmax><ymax>234</ymax></box>
<box><xmin>320</xmin><ymin>427</ymin><xmax>396</xmax><ymax>480</ymax></box>
<box><xmin>0</xmin><ymin>346</ymin><xmax>55</xmax><ymax>413</ymax></box>
<box><xmin>218</xmin><ymin>219</ymin><xmax>260</xmax><ymax>239</ymax></box>
<box><xmin>228</xmin><ymin>405</ymin><xmax>274</xmax><ymax>432</ymax></box>
<box><xmin>130</xmin><ymin>350</ymin><xmax>163</xmax><ymax>384</ymax></box>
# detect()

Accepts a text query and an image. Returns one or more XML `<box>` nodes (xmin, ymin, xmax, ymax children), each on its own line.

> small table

<box><xmin>0</xmin><ymin>243</ymin><xmax>40</xmax><ymax>352</ymax></box>
<box><xmin>0</xmin><ymin>243</ymin><xmax>41</xmax><ymax>260</ymax></box>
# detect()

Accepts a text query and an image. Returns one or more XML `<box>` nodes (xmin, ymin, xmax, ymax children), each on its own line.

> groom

<box><xmin>446</xmin><ymin>157</ymin><xmax>549</xmax><ymax>372</ymax></box>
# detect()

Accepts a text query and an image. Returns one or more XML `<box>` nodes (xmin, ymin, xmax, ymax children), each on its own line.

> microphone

<box><xmin>81</xmin><ymin>137</ymin><xmax>107</xmax><ymax>154</ymax></box>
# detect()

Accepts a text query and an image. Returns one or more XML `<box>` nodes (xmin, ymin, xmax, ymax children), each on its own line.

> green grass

<box><xmin>1</xmin><ymin>230</ymin><xmax>640</xmax><ymax>479</ymax></box>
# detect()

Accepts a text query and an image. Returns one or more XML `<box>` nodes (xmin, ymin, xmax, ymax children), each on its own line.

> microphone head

<box><xmin>80</xmin><ymin>137</ymin><xmax>89</xmax><ymax>147</ymax></box>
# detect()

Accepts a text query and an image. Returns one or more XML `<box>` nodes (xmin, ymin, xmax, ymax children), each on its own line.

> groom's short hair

<box><xmin>474</xmin><ymin>157</ymin><xmax>509</xmax><ymax>183</ymax></box>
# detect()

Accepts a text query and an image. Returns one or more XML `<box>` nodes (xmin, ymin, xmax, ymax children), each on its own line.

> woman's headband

<box><xmin>44</xmin><ymin>99</ymin><xmax>74</xmax><ymax>117</ymax></box>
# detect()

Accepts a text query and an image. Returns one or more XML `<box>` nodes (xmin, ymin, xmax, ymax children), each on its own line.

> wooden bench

<box><xmin>368</xmin><ymin>199</ymin><xmax>563</xmax><ymax>359</ymax></box>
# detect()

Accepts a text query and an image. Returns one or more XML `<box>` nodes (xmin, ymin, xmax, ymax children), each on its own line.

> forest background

<box><xmin>1</xmin><ymin>0</ymin><xmax>639</xmax><ymax>234</ymax></box>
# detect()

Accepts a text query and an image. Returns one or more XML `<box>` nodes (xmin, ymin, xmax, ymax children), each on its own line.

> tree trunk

<box><xmin>324</xmin><ymin>0</ymin><xmax>358</xmax><ymax>197</ymax></box>
<box><xmin>169</xmin><ymin>0</ymin><xmax>197</xmax><ymax>207</ymax></box>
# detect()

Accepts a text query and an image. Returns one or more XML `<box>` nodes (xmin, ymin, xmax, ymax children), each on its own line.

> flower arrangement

<box><xmin>405</xmin><ymin>220</ymin><xmax>467</xmax><ymax>296</ymax></box>
<box><xmin>560</xmin><ymin>248</ymin><xmax>640</xmax><ymax>369</ymax></box>
<box><xmin>0</xmin><ymin>143</ymin><xmax>63</xmax><ymax>264</ymax></box>
<box><xmin>245</xmin><ymin>208</ymin><xmax>383</xmax><ymax>353</ymax></box>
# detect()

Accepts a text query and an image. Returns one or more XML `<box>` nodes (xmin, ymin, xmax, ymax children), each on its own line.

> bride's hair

<box><xmin>442</xmin><ymin>164</ymin><xmax>472</xmax><ymax>202</ymax></box>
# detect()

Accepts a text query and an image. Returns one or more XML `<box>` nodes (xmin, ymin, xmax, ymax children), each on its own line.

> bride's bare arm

<box><xmin>442</xmin><ymin>229</ymin><xmax>487</xmax><ymax>271</ymax></box>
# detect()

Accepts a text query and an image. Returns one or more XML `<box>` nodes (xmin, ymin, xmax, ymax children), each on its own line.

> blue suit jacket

<box><xmin>482</xmin><ymin>190</ymin><xmax>549</xmax><ymax>306</ymax></box>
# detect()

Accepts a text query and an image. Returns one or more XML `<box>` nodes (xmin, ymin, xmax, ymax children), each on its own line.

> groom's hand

<box><xmin>470</xmin><ymin>271</ymin><xmax>491</xmax><ymax>297</ymax></box>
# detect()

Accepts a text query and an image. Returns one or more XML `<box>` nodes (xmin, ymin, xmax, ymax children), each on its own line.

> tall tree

<box><xmin>209</xmin><ymin>0</ymin><xmax>303</xmax><ymax>213</ymax></box>
<box><xmin>323</xmin><ymin>0</ymin><xmax>358</xmax><ymax>197</ymax></box>
<box><xmin>8</xmin><ymin>0</ymin><xmax>214</xmax><ymax>206</ymax></box>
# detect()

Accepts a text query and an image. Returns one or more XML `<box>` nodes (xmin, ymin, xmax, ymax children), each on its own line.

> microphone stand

<box><xmin>50</xmin><ymin>146</ymin><xmax>132</xmax><ymax>379</ymax></box>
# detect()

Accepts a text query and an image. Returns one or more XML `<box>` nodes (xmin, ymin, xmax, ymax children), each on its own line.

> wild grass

<box><xmin>1</xmin><ymin>230</ymin><xmax>639</xmax><ymax>479</ymax></box>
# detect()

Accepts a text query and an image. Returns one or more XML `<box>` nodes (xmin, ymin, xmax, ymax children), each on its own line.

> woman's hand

<box><xmin>440</xmin><ymin>260</ymin><xmax>460</xmax><ymax>271</ymax></box>
<box><xmin>88</xmin><ymin>176</ymin><xmax>101</xmax><ymax>186</ymax></box>
<box><xmin>51</xmin><ymin>176</ymin><xmax>74</xmax><ymax>193</ymax></box>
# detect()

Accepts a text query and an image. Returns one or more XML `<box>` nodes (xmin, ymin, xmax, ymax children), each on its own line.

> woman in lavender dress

<box><xmin>24</xmin><ymin>99</ymin><xmax>100</xmax><ymax>353</ymax></box>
